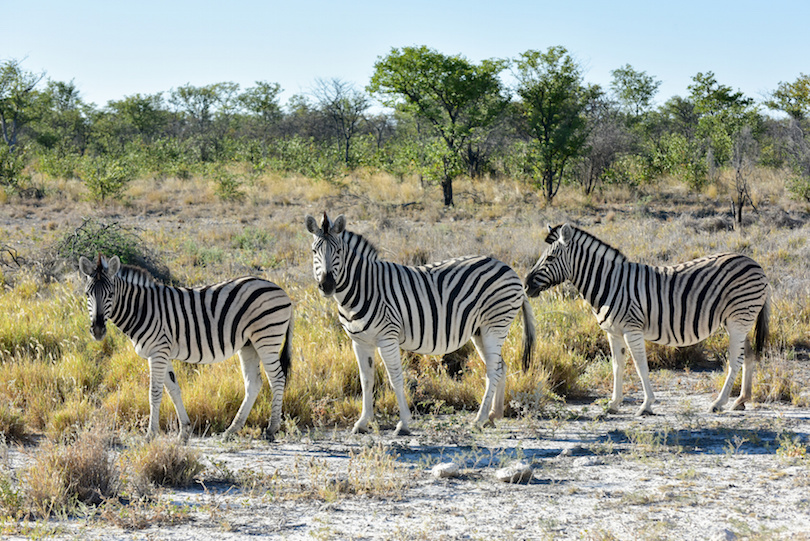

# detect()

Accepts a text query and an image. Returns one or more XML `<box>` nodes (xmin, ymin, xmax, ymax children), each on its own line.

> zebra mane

<box><xmin>547</xmin><ymin>224</ymin><xmax>628</xmax><ymax>263</ymax></box>
<box><xmin>341</xmin><ymin>229</ymin><xmax>380</xmax><ymax>262</ymax></box>
<box><xmin>117</xmin><ymin>264</ymin><xmax>159</xmax><ymax>287</ymax></box>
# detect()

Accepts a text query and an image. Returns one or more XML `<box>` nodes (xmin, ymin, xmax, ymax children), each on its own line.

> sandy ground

<box><xmin>4</xmin><ymin>369</ymin><xmax>810</xmax><ymax>541</ymax></box>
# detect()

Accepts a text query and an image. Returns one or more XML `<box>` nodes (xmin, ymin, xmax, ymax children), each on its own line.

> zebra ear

<box><xmin>305</xmin><ymin>215</ymin><xmax>320</xmax><ymax>235</ymax></box>
<box><xmin>78</xmin><ymin>256</ymin><xmax>95</xmax><ymax>278</ymax></box>
<box><xmin>108</xmin><ymin>255</ymin><xmax>121</xmax><ymax>276</ymax></box>
<box><xmin>559</xmin><ymin>223</ymin><xmax>574</xmax><ymax>245</ymax></box>
<box><xmin>547</xmin><ymin>224</ymin><xmax>553</xmax><ymax>234</ymax></box>
<box><xmin>331</xmin><ymin>215</ymin><xmax>346</xmax><ymax>235</ymax></box>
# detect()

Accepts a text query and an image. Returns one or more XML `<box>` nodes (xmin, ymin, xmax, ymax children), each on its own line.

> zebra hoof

<box><xmin>351</xmin><ymin>424</ymin><xmax>369</xmax><ymax>435</ymax></box>
<box><xmin>393</xmin><ymin>425</ymin><xmax>411</xmax><ymax>437</ymax></box>
<box><xmin>731</xmin><ymin>402</ymin><xmax>746</xmax><ymax>411</ymax></box>
<box><xmin>636</xmin><ymin>408</ymin><xmax>655</xmax><ymax>417</ymax></box>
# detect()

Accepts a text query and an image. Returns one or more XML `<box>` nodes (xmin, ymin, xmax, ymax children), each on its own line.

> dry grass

<box><xmin>22</xmin><ymin>426</ymin><xmax>120</xmax><ymax>517</ymax></box>
<box><xmin>0</xmin><ymin>166</ymin><xmax>808</xmax><ymax>442</ymax></box>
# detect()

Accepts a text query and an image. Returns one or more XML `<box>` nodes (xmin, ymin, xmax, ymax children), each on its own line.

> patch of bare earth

<box><xmin>4</xmin><ymin>369</ymin><xmax>809</xmax><ymax>541</ymax></box>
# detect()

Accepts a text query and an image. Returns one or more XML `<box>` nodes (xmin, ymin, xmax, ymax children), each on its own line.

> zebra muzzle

<box><xmin>91</xmin><ymin>319</ymin><xmax>107</xmax><ymax>340</ymax></box>
<box><xmin>319</xmin><ymin>272</ymin><xmax>336</xmax><ymax>296</ymax></box>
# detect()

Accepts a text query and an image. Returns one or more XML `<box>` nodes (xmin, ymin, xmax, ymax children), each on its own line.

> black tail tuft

<box><xmin>280</xmin><ymin>317</ymin><xmax>293</xmax><ymax>384</ymax></box>
<box><xmin>521</xmin><ymin>297</ymin><xmax>536</xmax><ymax>372</ymax></box>
<box><xmin>754</xmin><ymin>296</ymin><xmax>770</xmax><ymax>359</ymax></box>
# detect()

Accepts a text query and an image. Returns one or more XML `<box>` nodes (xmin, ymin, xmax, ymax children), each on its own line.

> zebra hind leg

<box><xmin>711</xmin><ymin>329</ymin><xmax>747</xmax><ymax>412</ymax></box>
<box><xmin>730</xmin><ymin>336</ymin><xmax>754</xmax><ymax>411</ymax></box>
<box><xmin>471</xmin><ymin>331</ymin><xmax>506</xmax><ymax>428</ymax></box>
<box><xmin>222</xmin><ymin>344</ymin><xmax>264</xmax><ymax>441</ymax></box>
<box><xmin>258</xmin><ymin>340</ymin><xmax>289</xmax><ymax>440</ymax></box>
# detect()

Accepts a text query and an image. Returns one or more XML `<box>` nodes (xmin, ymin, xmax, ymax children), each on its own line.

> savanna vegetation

<box><xmin>0</xmin><ymin>46</ymin><xmax>809</xmax><ymax>526</ymax></box>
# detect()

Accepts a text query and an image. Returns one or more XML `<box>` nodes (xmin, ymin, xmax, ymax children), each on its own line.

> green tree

<box><xmin>766</xmin><ymin>73</ymin><xmax>810</xmax><ymax>122</ymax></box>
<box><xmin>33</xmin><ymin>80</ymin><xmax>91</xmax><ymax>153</ymax></box>
<box><xmin>106</xmin><ymin>93</ymin><xmax>169</xmax><ymax>141</ymax></box>
<box><xmin>610</xmin><ymin>64</ymin><xmax>661</xmax><ymax>119</ymax></box>
<box><xmin>368</xmin><ymin>46</ymin><xmax>508</xmax><ymax>206</ymax></box>
<box><xmin>688</xmin><ymin>71</ymin><xmax>758</xmax><ymax>167</ymax></box>
<box><xmin>0</xmin><ymin>59</ymin><xmax>45</xmax><ymax>153</ymax></box>
<box><xmin>513</xmin><ymin>46</ymin><xmax>597</xmax><ymax>203</ymax></box>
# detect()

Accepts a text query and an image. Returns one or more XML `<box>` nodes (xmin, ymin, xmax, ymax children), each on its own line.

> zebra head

<box><xmin>305</xmin><ymin>212</ymin><xmax>346</xmax><ymax>297</ymax></box>
<box><xmin>78</xmin><ymin>254</ymin><xmax>120</xmax><ymax>340</ymax></box>
<box><xmin>524</xmin><ymin>223</ymin><xmax>575</xmax><ymax>297</ymax></box>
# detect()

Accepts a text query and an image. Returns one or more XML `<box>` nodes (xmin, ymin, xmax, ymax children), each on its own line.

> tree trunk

<box><xmin>442</xmin><ymin>176</ymin><xmax>454</xmax><ymax>206</ymax></box>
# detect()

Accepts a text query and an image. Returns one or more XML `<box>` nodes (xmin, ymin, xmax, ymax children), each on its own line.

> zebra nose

<box><xmin>91</xmin><ymin>323</ymin><xmax>107</xmax><ymax>340</ymax></box>
<box><xmin>319</xmin><ymin>272</ymin><xmax>336</xmax><ymax>296</ymax></box>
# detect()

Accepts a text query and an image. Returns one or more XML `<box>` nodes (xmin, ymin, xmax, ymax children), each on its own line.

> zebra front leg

<box><xmin>606</xmin><ymin>333</ymin><xmax>627</xmax><ymax>414</ymax></box>
<box><xmin>146</xmin><ymin>355</ymin><xmax>171</xmax><ymax>440</ymax></box>
<box><xmin>378</xmin><ymin>339</ymin><xmax>412</xmax><ymax>436</ymax></box>
<box><xmin>351</xmin><ymin>341</ymin><xmax>377</xmax><ymax>434</ymax></box>
<box><xmin>223</xmin><ymin>345</ymin><xmax>264</xmax><ymax>441</ymax></box>
<box><xmin>624</xmin><ymin>331</ymin><xmax>655</xmax><ymax>416</ymax></box>
<box><xmin>711</xmin><ymin>329</ymin><xmax>747</xmax><ymax>412</ymax></box>
<box><xmin>163</xmin><ymin>365</ymin><xmax>192</xmax><ymax>443</ymax></box>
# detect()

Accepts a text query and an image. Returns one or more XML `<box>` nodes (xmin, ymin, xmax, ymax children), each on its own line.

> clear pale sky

<box><xmin>4</xmin><ymin>0</ymin><xmax>808</xmax><ymax>110</ymax></box>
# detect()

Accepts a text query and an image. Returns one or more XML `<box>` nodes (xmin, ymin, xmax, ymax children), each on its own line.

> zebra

<box><xmin>524</xmin><ymin>223</ymin><xmax>769</xmax><ymax>416</ymax></box>
<box><xmin>78</xmin><ymin>254</ymin><xmax>293</xmax><ymax>441</ymax></box>
<box><xmin>306</xmin><ymin>212</ymin><xmax>536</xmax><ymax>435</ymax></box>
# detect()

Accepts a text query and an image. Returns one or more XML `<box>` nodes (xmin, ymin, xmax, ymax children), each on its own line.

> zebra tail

<box><xmin>280</xmin><ymin>316</ymin><xmax>293</xmax><ymax>385</ymax></box>
<box><xmin>521</xmin><ymin>296</ymin><xmax>537</xmax><ymax>372</ymax></box>
<box><xmin>754</xmin><ymin>295</ymin><xmax>770</xmax><ymax>360</ymax></box>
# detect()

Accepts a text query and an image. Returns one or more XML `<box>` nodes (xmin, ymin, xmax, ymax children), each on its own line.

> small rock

<box><xmin>431</xmin><ymin>462</ymin><xmax>460</xmax><ymax>479</ymax></box>
<box><xmin>712</xmin><ymin>529</ymin><xmax>737</xmax><ymax>541</ymax></box>
<box><xmin>573</xmin><ymin>456</ymin><xmax>603</xmax><ymax>467</ymax></box>
<box><xmin>495</xmin><ymin>462</ymin><xmax>533</xmax><ymax>483</ymax></box>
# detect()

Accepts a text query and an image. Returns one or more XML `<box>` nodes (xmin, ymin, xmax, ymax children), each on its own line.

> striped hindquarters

<box><xmin>640</xmin><ymin>253</ymin><xmax>768</xmax><ymax>346</ymax></box>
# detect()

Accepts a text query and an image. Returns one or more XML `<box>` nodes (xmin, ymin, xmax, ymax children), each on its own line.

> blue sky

<box><xmin>4</xmin><ymin>0</ymin><xmax>808</xmax><ymax>111</ymax></box>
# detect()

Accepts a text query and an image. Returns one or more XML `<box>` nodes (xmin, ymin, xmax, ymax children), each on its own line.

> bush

<box><xmin>0</xmin><ymin>144</ymin><xmax>29</xmax><ymax>191</ymax></box>
<box><xmin>786</xmin><ymin>174</ymin><xmax>810</xmax><ymax>202</ymax></box>
<box><xmin>78</xmin><ymin>155</ymin><xmax>134</xmax><ymax>202</ymax></box>
<box><xmin>23</xmin><ymin>426</ymin><xmax>120</xmax><ymax>516</ymax></box>
<box><xmin>124</xmin><ymin>437</ymin><xmax>203</xmax><ymax>498</ymax></box>
<box><xmin>50</xmin><ymin>217</ymin><xmax>170</xmax><ymax>282</ymax></box>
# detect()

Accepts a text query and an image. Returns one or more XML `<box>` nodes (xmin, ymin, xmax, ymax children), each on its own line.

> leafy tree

<box><xmin>0</xmin><ymin>59</ymin><xmax>45</xmax><ymax>153</ymax></box>
<box><xmin>33</xmin><ymin>80</ymin><xmax>91</xmax><ymax>153</ymax></box>
<box><xmin>238</xmin><ymin>81</ymin><xmax>283</xmax><ymax>141</ymax></box>
<box><xmin>368</xmin><ymin>45</ymin><xmax>508</xmax><ymax>206</ymax></box>
<box><xmin>688</xmin><ymin>71</ymin><xmax>758</xmax><ymax>166</ymax></box>
<box><xmin>610</xmin><ymin>64</ymin><xmax>661</xmax><ymax>119</ymax></box>
<box><xmin>106</xmin><ymin>93</ymin><xmax>169</xmax><ymax>141</ymax></box>
<box><xmin>513</xmin><ymin>46</ymin><xmax>597</xmax><ymax>203</ymax></box>
<box><xmin>765</xmin><ymin>73</ymin><xmax>810</xmax><ymax>122</ymax></box>
<box><xmin>312</xmin><ymin>78</ymin><xmax>370</xmax><ymax>165</ymax></box>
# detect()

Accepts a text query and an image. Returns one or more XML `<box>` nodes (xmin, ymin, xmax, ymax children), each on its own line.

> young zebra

<box><xmin>525</xmin><ymin>223</ymin><xmax>769</xmax><ymax>416</ymax></box>
<box><xmin>78</xmin><ymin>254</ymin><xmax>293</xmax><ymax>441</ymax></box>
<box><xmin>306</xmin><ymin>213</ymin><xmax>536</xmax><ymax>436</ymax></box>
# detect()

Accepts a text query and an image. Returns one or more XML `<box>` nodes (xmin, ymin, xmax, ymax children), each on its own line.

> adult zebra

<box><xmin>306</xmin><ymin>213</ymin><xmax>536</xmax><ymax>435</ymax></box>
<box><xmin>525</xmin><ymin>224</ymin><xmax>769</xmax><ymax>415</ymax></box>
<box><xmin>78</xmin><ymin>254</ymin><xmax>293</xmax><ymax>441</ymax></box>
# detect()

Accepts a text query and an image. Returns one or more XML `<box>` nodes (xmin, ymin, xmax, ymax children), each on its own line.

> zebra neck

<box><xmin>333</xmin><ymin>254</ymin><xmax>379</xmax><ymax>313</ymax></box>
<box><xmin>568</xmin><ymin>234</ymin><xmax>627</xmax><ymax>309</ymax></box>
<box><xmin>110</xmin><ymin>275</ymin><xmax>160</xmax><ymax>337</ymax></box>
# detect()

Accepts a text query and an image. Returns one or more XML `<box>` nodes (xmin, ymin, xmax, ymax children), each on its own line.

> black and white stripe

<box><xmin>79</xmin><ymin>254</ymin><xmax>293</xmax><ymax>441</ymax></box>
<box><xmin>306</xmin><ymin>213</ymin><xmax>535</xmax><ymax>435</ymax></box>
<box><xmin>525</xmin><ymin>223</ymin><xmax>769</xmax><ymax>415</ymax></box>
